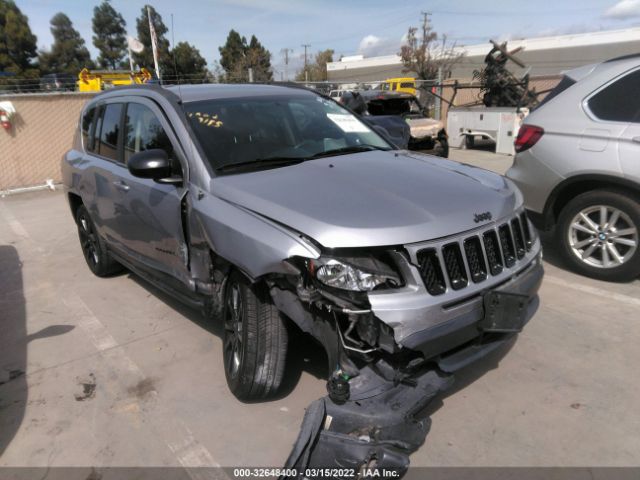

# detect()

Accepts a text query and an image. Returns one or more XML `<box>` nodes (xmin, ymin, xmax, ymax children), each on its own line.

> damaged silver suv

<box><xmin>63</xmin><ymin>84</ymin><xmax>543</xmax><ymax>405</ymax></box>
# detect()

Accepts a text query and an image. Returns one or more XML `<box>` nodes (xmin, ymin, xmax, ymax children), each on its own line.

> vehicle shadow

<box><xmin>0</xmin><ymin>245</ymin><xmax>76</xmax><ymax>457</ymax></box>
<box><xmin>127</xmin><ymin>274</ymin><xmax>328</xmax><ymax>401</ymax></box>
<box><xmin>0</xmin><ymin>245</ymin><xmax>28</xmax><ymax>456</ymax></box>
<box><xmin>423</xmin><ymin>336</ymin><xmax>517</xmax><ymax>417</ymax></box>
<box><xmin>537</xmin><ymin>229</ymin><xmax>572</xmax><ymax>271</ymax></box>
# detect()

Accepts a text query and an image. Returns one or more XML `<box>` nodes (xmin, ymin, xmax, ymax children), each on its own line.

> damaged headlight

<box><xmin>309</xmin><ymin>256</ymin><xmax>401</xmax><ymax>292</ymax></box>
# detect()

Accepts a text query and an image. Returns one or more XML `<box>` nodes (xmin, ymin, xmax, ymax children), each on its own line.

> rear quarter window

<box><xmin>587</xmin><ymin>69</ymin><xmax>640</xmax><ymax>123</ymax></box>
<box><xmin>81</xmin><ymin>107</ymin><xmax>95</xmax><ymax>150</ymax></box>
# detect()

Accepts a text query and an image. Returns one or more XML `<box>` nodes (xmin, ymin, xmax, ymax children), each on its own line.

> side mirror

<box><xmin>127</xmin><ymin>149</ymin><xmax>175</xmax><ymax>182</ymax></box>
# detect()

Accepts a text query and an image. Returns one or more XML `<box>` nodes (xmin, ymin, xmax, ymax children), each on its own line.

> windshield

<box><xmin>183</xmin><ymin>94</ymin><xmax>391</xmax><ymax>172</ymax></box>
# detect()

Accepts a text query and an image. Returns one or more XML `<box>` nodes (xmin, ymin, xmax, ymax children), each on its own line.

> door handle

<box><xmin>113</xmin><ymin>181</ymin><xmax>130</xmax><ymax>192</ymax></box>
<box><xmin>632</xmin><ymin>136</ymin><xmax>640</xmax><ymax>144</ymax></box>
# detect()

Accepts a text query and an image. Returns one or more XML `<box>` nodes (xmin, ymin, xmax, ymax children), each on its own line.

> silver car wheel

<box><xmin>568</xmin><ymin>205</ymin><xmax>638</xmax><ymax>269</ymax></box>
<box><xmin>224</xmin><ymin>282</ymin><xmax>244</xmax><ymax>379</ymax></box>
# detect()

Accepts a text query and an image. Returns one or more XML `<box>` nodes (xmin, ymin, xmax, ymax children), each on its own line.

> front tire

<box><xmin>75</xmin><ymin>205</ymin><xmax>122</xmax><ymax>277</ymax></box>
<box><xmin>223</xmin><ymin>272</ymin><xmax>288</xmax><ymax>400</ymax></box>
<box><xmin>557</xmin><ymin>190</ymin><xmax>640</xmax><ymax>282</ymax></box>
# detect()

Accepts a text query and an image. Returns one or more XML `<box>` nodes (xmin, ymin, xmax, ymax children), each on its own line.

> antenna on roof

<box><xmin>171</xmin><ymin>14</ymin><xmax>179</xmax><ymax>85</ymax></box>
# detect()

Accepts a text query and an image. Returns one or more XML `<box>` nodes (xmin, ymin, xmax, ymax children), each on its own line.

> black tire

<box><xmin>464</xmin><ymin>135</ymin><xmax>475</xmax><ymax>149</ymax></box>
<box><xmin>222</xmin><ymin>271</ymin><xmax>288</xmax><ymax>400</ymax></box>
<box><xmin>75</xmin><ymin>205</ymin><xmax>123</xmax><ymax>277</ymax></box>
<box><xmin>434</xmin><ymin>136</ymin><xmax>449</xmax><ymax>158</ymax></box>
<box><xmin>556</xmin><ymin>190</ymin><xmax>640</xmax><ymax>282</ymax></box>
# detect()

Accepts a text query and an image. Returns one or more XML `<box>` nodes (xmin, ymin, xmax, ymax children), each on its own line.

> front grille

<box><xmin>442</xmin><ymin>243</ymin><xmax>468</xmax><ymax>290</ymax></box>
<box><xmin>464</xmin><ymin>236</ymin><xmax>487</xmax><ymax>283</ymax></box>
<box><xmin>498</xmin><ymin>224</ymin><xmax>516</xmax><ymax>268</ymax></box>
<box><xmin>520</xmin><ymin>212</ymin><xmax>533</xmax><ymax>251</ymax></box>
<box><xmin>416</xmin><ymin>211</ymin><xmax>535</xmax><ymax>295</ymax></box>
<box><xmin>483</xmin><ymin>230</ymin><xmax>503</xmax><ymax>276</ymax></box>
<box><xmin>511</xmin><ymin>218</ymin><xmax>526</xmax><ymax>259</ymax></box>
<box><xmin>416</xmin><ymin>248</ymin><xmax>446</xmax><ymax>295</ymax></box>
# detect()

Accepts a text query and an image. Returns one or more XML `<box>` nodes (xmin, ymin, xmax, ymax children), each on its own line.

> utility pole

<box><xmin>301</xmin><ymin>44</ymin><xmax>311</xmax><ymax>82</ymax></box>
<box><xmin>280</xmin><ymin>48</ymin><xmax>293</xmax><ymax>80</ymax></box>
<box><xmin>420</xmin><ymin>10</ymin><xmax>432</xmax><ymax>48</ymax></box>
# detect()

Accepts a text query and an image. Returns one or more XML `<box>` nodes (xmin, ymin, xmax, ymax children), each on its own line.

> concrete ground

<box><xmin>1</xmin><ymin>147</ymin><xmax>639</xmax><ymax>469</ymax></box>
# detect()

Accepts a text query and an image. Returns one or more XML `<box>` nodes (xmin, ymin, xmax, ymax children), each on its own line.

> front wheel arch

<box><xmin>544</xmin><ymin>175</ymin><xmax>640</xmax><ymax>230</ymax></box>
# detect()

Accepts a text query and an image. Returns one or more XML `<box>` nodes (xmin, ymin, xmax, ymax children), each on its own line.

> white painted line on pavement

<box><xmin>545</xmin><ymin>275</ymin><xmax>640</xmax><ymax>307</ymax></box>
<box><xmin>64</xmin><ymin>294</ymin><xmax>120</xmax><ymax>352</ymax></box>
<box><xmin>63</xmin><ymin>291</ymin><xmax>225</xmax><ymax>475</ymax></box>
<box><xmin>0</xmin><ymin>201</ymin><xmax>30</xmax><ymax>238</ymax></box>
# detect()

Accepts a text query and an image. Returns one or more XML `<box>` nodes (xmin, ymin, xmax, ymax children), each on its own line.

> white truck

<box><xmin>447</xmin><ymin>106</ymin><xmax>529</xmax><ymax>155</ymax></box>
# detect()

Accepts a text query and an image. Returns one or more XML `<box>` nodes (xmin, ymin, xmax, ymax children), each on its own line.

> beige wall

<box><xmin>0</xmin><ymin>93</ymin><xmax>96</xmax><ymax>191</ymax></box>
<box><xmin>0</xmin><ymin>81</ymin><xmax>562</xmax><ymax>190</ymax></box>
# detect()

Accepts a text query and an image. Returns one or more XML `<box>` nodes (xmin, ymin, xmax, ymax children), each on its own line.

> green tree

<box><xmin>92</xmin><ymin>0</ymin><xmax>127</xmax><ymax>69</ymax></box>
<box><xmin>39</xmin><ymin>13</ymin><xmax>92</xmax><ymax>74</ymax></box>
<box><xmin>295</xmin><ymin>48</ymin><xmax>333</xmax><ymax>82</ymax></box>
<box><xmin>132</xmin><ymin>5</ymin><xmax>171</xmax><ymax>75</ymax></box>
<box><xmin>245</xmin><ymin>35</ymin><xmax>272</xmax><ymax>81</ymax></box>
<box><xmin>218</xmin><ymin>30</ymin><xmax>272</xmax><ymax>82</ymax></box>
<box><xmin>170</xmin><ymin>41</ymin><xmax>208</xmax><ymax>82</ymax></box>
<box><xmin>0</xmin><ymin>0</ymin><xmax>38</xmax><ymax>77</ymax></box>
<box><xmin>218</xmin><ymin>29</ymin><xmax>245</xmax><ymax>77</ymax></box>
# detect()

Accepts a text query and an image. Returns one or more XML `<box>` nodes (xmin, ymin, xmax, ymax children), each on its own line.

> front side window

<box><xmin>587</xmin><ymin>69</ymin><xmax>640</xmax><ymax>123</ymax></box>
<box><xmin>183</xmin><ymin>94</ymin><xmax>390</xmax><ymax>172</ymax></box>
<box><xmin>97</xmin><ymin>103</ymin><xmax>123</xmax><ymax>161</ymax></box>
<box><xmin>124</xmin><ymin>103</ymin><xmax>175</xmax><ymax>163</ymax></box>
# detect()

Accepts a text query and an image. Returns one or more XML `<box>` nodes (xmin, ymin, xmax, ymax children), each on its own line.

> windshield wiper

<box><xmin>215</xmin><ymin>156</ymin><xmax>307</xmax><ymax>173</ymax></box>
<box><xmin>308</xmin><ymin>144</ymin><xmax>391</xmax><ymax>159</ymax></box>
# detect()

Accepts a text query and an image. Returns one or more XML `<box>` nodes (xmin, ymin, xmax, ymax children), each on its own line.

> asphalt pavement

<box><xmin>0</xmin><ymin>147</ymin><xmax>638</xmax><ymax>468</ymax></box>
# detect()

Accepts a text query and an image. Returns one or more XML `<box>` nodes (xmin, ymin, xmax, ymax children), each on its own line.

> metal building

<box><xmin>327</xmin><ymin>27</ymin><xmax>640</xmax><ymax>82</ymax></box>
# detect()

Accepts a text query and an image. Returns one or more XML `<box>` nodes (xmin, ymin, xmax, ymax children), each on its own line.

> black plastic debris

<box><xmin>283</xmin><ymin>364</ymin><xmax>453</xmax><ymax>479</ymax></box>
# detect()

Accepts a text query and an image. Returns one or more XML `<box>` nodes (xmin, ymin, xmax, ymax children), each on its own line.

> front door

<box><xmin>110</xmin><ymin>98</ymin><xmax>190</xmax><ymax>282</ymax></box>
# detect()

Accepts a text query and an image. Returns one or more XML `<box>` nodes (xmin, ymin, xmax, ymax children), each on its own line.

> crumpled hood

<box><xmin>211</xmin><ymin>151</ymin><xmax>521</xmax><ymax>248</ymax></box>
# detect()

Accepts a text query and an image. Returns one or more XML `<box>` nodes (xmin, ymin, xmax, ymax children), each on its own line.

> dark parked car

<box><xmin>40</xmin><ymin>73</ymin><xmax>76</xmax><ymax>92</ymax></box>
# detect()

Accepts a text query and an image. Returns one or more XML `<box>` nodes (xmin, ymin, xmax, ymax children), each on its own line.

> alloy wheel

<box><xmin>78</xmin><ymin>212</ymin><xmax>100</xmax><ymax>268</ymax></box>
<box><xmin>568</xmin><ymin>205</ymin><xmax>638</xmax><ymax>269</ymax></box>
<box><xmin>224</xmin><ymin>282</ymin><xmax>244</xmax><ymax>379</ymax></box>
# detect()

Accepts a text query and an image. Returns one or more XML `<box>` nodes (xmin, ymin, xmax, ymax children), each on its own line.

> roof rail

<box><xmin>604</xmin><ymin>53</ymin><xmax>640</xmax><ymax>63</ymax></box>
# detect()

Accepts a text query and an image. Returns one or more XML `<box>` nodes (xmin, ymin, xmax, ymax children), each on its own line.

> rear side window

<box><xmin>587</xmin><ymin>69</ymin><xmax>640</xmax><ymax>123</ymax></box>
<box><xmin>97</xmin><ymin>103</ymin><xmax>123</xmax><ymax>161</ymax></box>
<box><xmin>123</xmin><ymin>103</ymin><xmax>174</xmax><ymax>163</ymax></box>
<box><xmin>81</xmin><ymin>107</ymin><xmax>95</xmax><ymax>149</ymax></box>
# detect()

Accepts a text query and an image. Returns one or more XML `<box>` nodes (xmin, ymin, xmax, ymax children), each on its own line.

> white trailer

<box><xmin>447</xmin><ymin>106</ymin><xmax>529</xmax><ymax>155</ymax></box>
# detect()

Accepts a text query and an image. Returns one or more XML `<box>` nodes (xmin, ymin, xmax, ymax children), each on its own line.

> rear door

<box><xmin>582</xmin><ymin>68</ymin><xmax>640</xmax><ymax>175</ymax></box>
<box><xmin>85</xmin><ymin>101</ymin><xmax>128</xmax><ymax>245</ymax></box>
<box><xmin>612</xmin><ymin>70</ymin><xmax>640</xmax><ymax>180</ymax></box>
<box><xmin>110</xmin><ymin>98</ymin><xmax>190</xmax><ymax>281</ymax></box>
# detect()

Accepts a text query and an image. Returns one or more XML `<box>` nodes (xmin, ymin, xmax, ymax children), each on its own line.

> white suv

<box><xmin>507</xmin><ymin>55</ymin><xmax>640</xmax><ymax>281</ymax></box>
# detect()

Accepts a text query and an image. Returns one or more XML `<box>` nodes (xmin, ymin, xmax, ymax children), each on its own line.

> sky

<box><xmin>15</xmin><ymin>0</ymin><xmax>640</xmax><ymax>79</ymax></box>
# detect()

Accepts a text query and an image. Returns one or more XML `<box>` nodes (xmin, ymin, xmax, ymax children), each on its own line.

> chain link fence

<box><xmin>0</xmin><ymin>74</ymin><xmax>560</xmax><ymax>193</ymax></box>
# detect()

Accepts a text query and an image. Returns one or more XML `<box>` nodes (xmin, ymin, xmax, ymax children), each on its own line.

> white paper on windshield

<box><xmin>326</xmin><ymin>113</ymin><xmax>370</xmax><ymax>133</ymax></box>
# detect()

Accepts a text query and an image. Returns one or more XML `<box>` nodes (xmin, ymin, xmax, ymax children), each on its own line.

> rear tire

<box><xmin>75</xmin><ymin>205</ymin><xmax>122</xmax><ymax>277</ymax></box>
<box><xmin>556</xmin><ymin>190</ymin><xmax>640</xmax><ymax>282</ymax></box>
<box><xmin>222</xmin><ymin>271</ymin><xmax>288</xmax><ymax>400</ymax></box>
<box><xmin>464</xmin><ymin>135</ymin><xmax>475</xmax><ymax>149</ymax></box>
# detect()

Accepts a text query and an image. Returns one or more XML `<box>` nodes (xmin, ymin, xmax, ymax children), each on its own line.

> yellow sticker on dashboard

<box><xmin>188</xmin><ymin>112</ymin><xmax>223</xmax><ymax>128</ymax></box>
